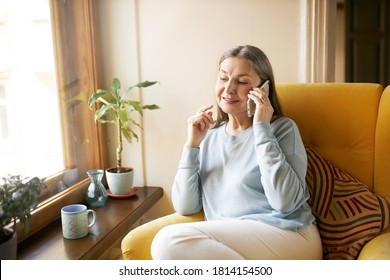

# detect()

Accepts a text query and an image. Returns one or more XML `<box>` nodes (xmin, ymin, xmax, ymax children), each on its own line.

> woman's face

<box><xmin>215</xmin><ymin>57</ymin><xmax>261</xmax><ymax>118</ymax></box>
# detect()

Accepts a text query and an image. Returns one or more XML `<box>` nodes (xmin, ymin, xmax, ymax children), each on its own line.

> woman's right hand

<box><xmin>185</xmin><ymin>105</ymin><xmax>215</xmax><ymax>148</ymax></box>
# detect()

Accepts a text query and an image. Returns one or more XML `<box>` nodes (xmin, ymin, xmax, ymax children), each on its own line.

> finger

<box><xmin>253</xmin><ymin>85</ymin><xmax>268</xmax><ymax>94</ymax></box>
<box><xmin>198</xmin><ymin>113</ymin><xmax>214</xmax><ymax>127</ymax></box>
<box><xmin>196</xmin><ymin>118</ymin><xmax>208</xmax><ymax>131</ymax></box>
<box><xmin>195</xmin><ymin>109</ymin><xmax>215</xmax><ymax>124</ymax></box>
<box><xmin>203</xmin><ymin>111</ymin><xmax>215</xmax><ymax>124</ymax></box>
<box><xmin>250</xmin><ymin>89</ymin><xmax>267</xmax><ymax>101</ymax></box>
<box><xmin>192</xmin><ymin>114</ymin><xmax>210</xmax><ymax>129</ymax></box>
<box><xmin>197</xmin><ymin>104</ymin><xmax>214</xmax><ymax>114</ymax></box>
<box><xmin>248</xmin><ymin>92</ymin><xmax>262</xmax><ymax>105</ymax></box>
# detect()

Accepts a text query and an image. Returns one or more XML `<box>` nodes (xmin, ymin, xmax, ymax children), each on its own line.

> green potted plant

<box><xmin>88</xmin><ymin>78</ymin><xmax>159</xmax><ymax>195</ymax></box>
<box><xmin>0</xmin><ymin>175</ymin><xmax>46</xmax><ymax>259</ymax></box>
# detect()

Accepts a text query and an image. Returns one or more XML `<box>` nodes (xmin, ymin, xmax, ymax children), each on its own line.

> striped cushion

<box><xmin>305</xmin><ymin>148</ymin><xmax>390</xmax><ymax>259</ymax></box>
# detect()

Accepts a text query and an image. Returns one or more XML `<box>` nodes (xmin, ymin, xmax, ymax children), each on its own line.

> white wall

<box><xmin>98</xmin><ymin>0</ymin><xmax>307</xmax><ymax>218</ymax></box>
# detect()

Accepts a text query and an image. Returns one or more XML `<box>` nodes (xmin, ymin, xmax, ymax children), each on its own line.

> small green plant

<box><xmin>0</xmin><ymin>175</ymin><xmax>46</xmax><ymax>243</ymax></box>
<box><xmin>88</xmin><ymin>78</ymin><xmax>159</xmax><ymax>171</ymax></box>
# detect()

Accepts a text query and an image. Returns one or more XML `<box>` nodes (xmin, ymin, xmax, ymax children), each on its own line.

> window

<box><xmin>0</xmin><ymin>0</ymin><xmax>107</xmax><ymax>242</ymax></box>
<box><xmin>0</xmin><ymin>0</ymin><xmax>63</xmax><ymax>183</ymax></box>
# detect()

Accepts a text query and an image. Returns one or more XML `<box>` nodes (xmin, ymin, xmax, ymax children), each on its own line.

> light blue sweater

<box><xmin>172</xmin><ymin>117</ymin><xmax>315</xmax><ymax>231</ymax></box>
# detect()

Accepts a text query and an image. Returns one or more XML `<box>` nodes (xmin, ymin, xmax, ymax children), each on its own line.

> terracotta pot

<box><xmin>105</xmin><ymin>167</ymin><xmax>134</xmax><ymax>195</ymax></box>
<box><xmin>0</xmin><ymin>228</ymin><xmax>17</xmax><ymax>260</ymax></box>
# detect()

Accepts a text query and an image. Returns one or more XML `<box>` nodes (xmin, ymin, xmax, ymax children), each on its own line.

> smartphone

<box><xmin>247</xmin><ymin>80</ymin><xmax>270</xmax><ymax>117</ymax></box>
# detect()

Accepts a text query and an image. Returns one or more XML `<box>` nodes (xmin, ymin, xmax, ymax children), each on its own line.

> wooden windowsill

<box><xmin>17</xmin><ymin>186</ymin><xmax>163</xmax><ymax>260</ymax></box>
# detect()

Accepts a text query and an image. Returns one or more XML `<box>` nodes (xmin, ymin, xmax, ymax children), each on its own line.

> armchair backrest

<box><xmin>276</xmin><ymin>83</ymin><xmax>383</xmax><ymax>191</ymax></box>
<box><xmin>374</xmin><ymin>85</ymin><xmax>390</xmax><ymax>197</ymax></box>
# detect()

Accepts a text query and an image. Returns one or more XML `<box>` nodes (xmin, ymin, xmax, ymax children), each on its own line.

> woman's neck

<box><xmin>225</xmin><ymin>114</ymin><xmax>252</xmax><ymax>136</ymax></box>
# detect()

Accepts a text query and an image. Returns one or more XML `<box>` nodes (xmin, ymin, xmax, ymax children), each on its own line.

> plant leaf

<box><xmin>130</xmin><ymin>129</ymin><xmax>139</xmax><ymax>142</ymax></box>
<box><xmin>112</xmin><ymin>78</ymin><xmax>121</xmax><ymax>92</ymax></box>
<box><xmin>112</xmin><ymin>78</ymin><xmax>121</xmax><ymax>100</ymax></box>
<box><xmin>129</xmin><ymin>118</ymin><xmax>142</xmax><ymax>129</ymax></box>
<box><xmin>118</xmin><ymin>107</ymin><xmax>129</xmax><ymax>125</ymax></box>
<box><xmin>142</xmin><ymin>104</ymin><xmax>160</xmax><ymax>110</ymax></box>
<box><xmin>128</xmin><ymin>80</ymin><xmax>158</xmax><ymax>91</ymax></box>
<box><xmin>125</xmin><ymin>100</ymin><xmax>143</xmax><ymax>116</ymax></box>
<box><xmin>121</xmin><ymin>127</ymin><xmax>134</xmax><ymax>143</ymax></box>
<box><xmin>88</xmin><ymin>89</ymin><xmax>110</xmax><ymax>108</ymax></box>
<box><xmin>95</xmin><ymin>104</ymin><xmax>113</xmax><ymax>122</ymax></box>
<box><xmin>96</xmin><ymin>118</ymin><xmax>116</xmax><ymax>124</ymax></box>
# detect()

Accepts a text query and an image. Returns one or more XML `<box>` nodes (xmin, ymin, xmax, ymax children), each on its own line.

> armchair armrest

<box><xmin>121</xmin><ymin>212</ymin><xmax>204</xmax><ymax>260</ymax></box>
<box><xmin>358</xmin><ymin>227</ymin><xmax>390</xmax><ymax>260</ymax></box>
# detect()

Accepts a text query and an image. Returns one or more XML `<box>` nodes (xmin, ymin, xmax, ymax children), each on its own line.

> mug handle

<box><xmin>87</xmin><ymin>209</ymin><xmax>96</xmax><ymax>228</ymax></box>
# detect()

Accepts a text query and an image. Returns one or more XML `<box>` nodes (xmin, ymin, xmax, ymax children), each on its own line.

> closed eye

<box><xmin>219</xmin><ymin>76</ymin><xmax>228</xmax><ymax>81</ymax></box>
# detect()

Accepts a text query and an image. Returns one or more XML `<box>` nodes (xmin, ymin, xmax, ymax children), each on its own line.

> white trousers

<box><xmin>151</xmin><ymin>220</ymin><xmax>323</xmax><ymax>260</ymax></box>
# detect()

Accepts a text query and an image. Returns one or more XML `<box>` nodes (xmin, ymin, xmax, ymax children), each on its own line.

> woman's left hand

<box><xmin>248</xmin><ymin>87</ymin><xmax>274</xmax><ymax>124</ymax></box>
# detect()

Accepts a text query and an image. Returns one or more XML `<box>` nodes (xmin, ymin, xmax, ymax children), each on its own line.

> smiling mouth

<box><xmin>222</xmin><ymin>97</ymin><xmax>240</xmax><ymax>104</ymax></box>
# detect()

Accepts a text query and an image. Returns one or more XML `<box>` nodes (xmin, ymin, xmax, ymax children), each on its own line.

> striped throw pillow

<box><xmin>305</xmin><ymin>148</ymin><xmax>390</xmax><ymax>260</ymax></box>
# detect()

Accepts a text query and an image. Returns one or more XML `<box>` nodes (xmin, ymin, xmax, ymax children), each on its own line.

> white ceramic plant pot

<box><xmin>105</xmin><ymin>167</ymin><xmax>134</xmax><ymax>195</ymax></box>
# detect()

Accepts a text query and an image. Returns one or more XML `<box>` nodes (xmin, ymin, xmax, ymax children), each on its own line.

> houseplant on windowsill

<box><xmin>88</xmin><ymin>78</ymin><xmax>159</xmax><ymax>195</ymax></box>
<box><xmin>0</xmin><ymin>175</ymin><xmax>46</xmax><ymax>259</ymax></box>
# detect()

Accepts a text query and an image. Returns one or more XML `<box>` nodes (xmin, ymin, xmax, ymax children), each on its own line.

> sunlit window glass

<box><xmin>0</xmin><ymin>0</ymin><xmax>63</xmax><ymax>179</ymax></box>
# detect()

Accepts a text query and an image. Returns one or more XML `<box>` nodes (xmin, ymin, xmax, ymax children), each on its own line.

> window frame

<box><xmin>15</xmin><ymin>0</ymin><xmax>108</xmax><ymax>243</ymax></box>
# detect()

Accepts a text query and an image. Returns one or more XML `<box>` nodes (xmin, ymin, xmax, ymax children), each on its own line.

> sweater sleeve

<box><xmin>253</xmin><ymin>119</ymin><xmax>308</xmax><ymax>212</ymax></box>
<box><xmin>171</xmin><ymin>146</ymin><xmax>203</xmax><ymax>215</ymax></box>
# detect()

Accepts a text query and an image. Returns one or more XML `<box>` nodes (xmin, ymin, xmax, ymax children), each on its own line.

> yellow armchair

<box><xmin>121</xmin><ymin>212</ymin><xmax>204</xmax><ymax>260</ymax></box>
<box><xmin>358</xmin><ymin>227</ymin><xmax>390</xmax><ymax>260</ymax></box>
<box><xmin>121</xmin><ymin>83</ymin><xmax>390</xmax><ymax>260</ymax></box>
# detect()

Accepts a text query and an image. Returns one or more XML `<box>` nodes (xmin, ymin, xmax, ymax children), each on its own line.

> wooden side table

<box><xmin>17</xmin><ymin>186</ymin><xmax>163</xmax><ymax>260</ymax></box>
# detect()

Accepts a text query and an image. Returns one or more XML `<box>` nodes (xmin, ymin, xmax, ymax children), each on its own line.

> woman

<box><xmin>151</xmin><ymin>45</ymin><xmax>322</xmax><ymax>260</ymax></box>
